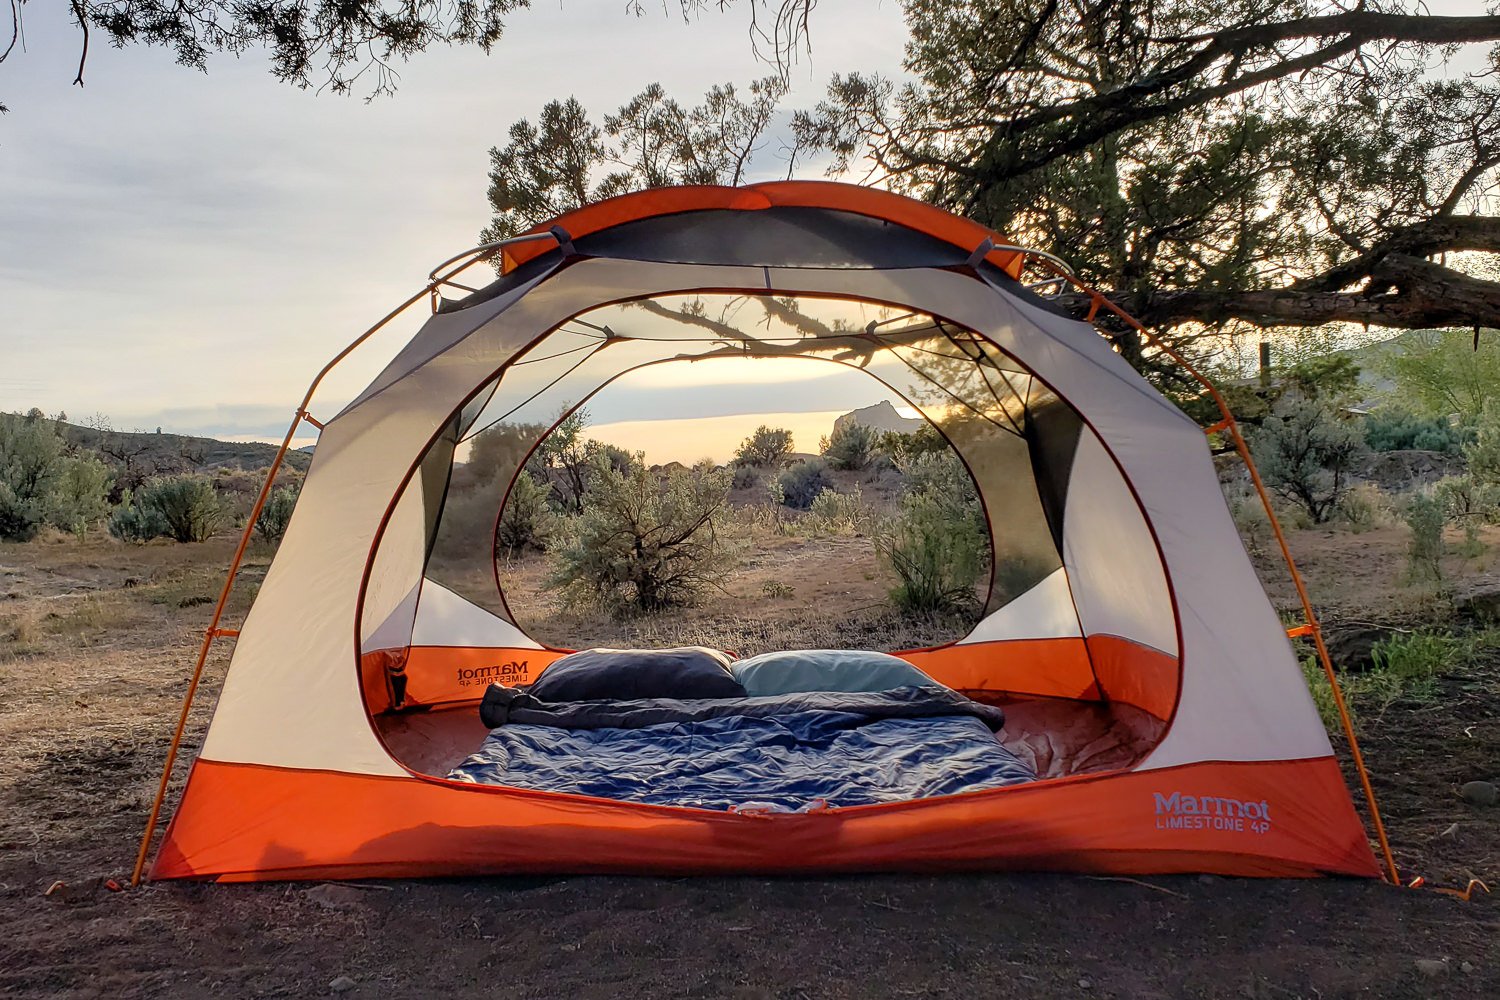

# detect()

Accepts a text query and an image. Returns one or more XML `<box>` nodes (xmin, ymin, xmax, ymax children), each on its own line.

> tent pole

<box><xmin>131</xmin><ymin>231</ymin><xmax>563</xmax><ymax>885</ymax></box>
<box><xmin>129</xmin><ymin>285</ymin><xmax>436</xmax><ymax>887</ymax></box>
<box><xmin>1027</xmin><ymin>260</ymin><xmax>1400</xmax><ymax>885</ymax></box>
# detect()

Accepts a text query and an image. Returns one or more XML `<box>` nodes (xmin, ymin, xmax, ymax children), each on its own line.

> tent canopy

<box><xmin>143</xmin><ymin>182</ymin><xmax>1383</xmax><ymax>883</ymax></box>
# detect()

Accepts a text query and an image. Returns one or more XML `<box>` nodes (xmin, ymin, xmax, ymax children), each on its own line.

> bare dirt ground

<box><xmin>1</xmin><ymin>527</ymin><xmax>1497</xmax><ymax>999</ymax></box>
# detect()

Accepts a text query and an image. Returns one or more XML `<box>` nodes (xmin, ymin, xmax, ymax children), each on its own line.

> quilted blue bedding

<box><xmin>448</xmin><ymin>686</ymin><xmax>1035</xmax><ymax>810</ymax></box>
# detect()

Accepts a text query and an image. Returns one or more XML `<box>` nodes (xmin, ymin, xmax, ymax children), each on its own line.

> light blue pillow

<box><xmin>730</xmin><ymin>649</ymin><xmax>940</xmax><ymax>697</ymax></box>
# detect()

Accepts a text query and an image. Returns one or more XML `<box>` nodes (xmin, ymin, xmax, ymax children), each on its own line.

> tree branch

<box><xmin>1068</xmin><ymin>253</ymin><xmax>1500</xmax><ymax>330</ymax></box>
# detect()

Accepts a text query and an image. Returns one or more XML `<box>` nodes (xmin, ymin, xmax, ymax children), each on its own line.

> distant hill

<box><xmin>833</xmin><ymin>400</ymin><xmax>924</xmax><ymax>437</ymax></box>
<box><xmin>2</xmin><ymin>412</ymin><xmax>312</xmax><ymax>474</ymax></box>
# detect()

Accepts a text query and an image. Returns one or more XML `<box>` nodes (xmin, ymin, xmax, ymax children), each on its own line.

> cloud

<box><xmin>1</xmin><ymin>2</ymin><xmax>909</xmax><ymax>437</ymax></box>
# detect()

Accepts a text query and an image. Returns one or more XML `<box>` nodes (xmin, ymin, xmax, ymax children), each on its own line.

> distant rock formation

<box><xmin>833</xmin><ymin>400</ymin><xmax>924</xmax><ymax>437</ymax></box>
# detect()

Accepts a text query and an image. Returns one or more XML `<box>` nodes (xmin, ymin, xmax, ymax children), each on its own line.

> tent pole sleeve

<box><xmin>129</xmin><ymin>282</ymin><xmax>438</xmax><ymax>887</ymax></box>
<box><xmin>1031</xmin><ymin>261</ymin><xmax>1401</xmax><ymax>886</ymax></box>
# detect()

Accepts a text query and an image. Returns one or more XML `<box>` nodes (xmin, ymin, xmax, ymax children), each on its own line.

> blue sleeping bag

<box><xmin>449</xmin><ymin>686</ymin><xmax>1034</xmax><ymax>810</ymax></box>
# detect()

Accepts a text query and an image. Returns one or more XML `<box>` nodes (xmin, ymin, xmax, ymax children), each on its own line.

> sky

<box><xmin>2</xmin><ymin>1</ymin><xmax>1493</xmax><ymax>463</ymax></box>
<box><xmin>0</xmin><ymin>0</ymin><xmax>910</xmax><ymax>458</ymax></box>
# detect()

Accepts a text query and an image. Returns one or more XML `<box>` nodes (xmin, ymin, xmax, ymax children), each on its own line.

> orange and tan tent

<box><xmin>135</xmin><ymin>182</ymin><xmax>1393</xmax><ymax>883</ymax></box>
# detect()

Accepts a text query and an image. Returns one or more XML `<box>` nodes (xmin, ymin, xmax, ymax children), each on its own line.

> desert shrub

<box><xmin>878</xmin><ymin>451</ymin><xmax>989</xmax><ymax>616</ymax></box>
<box><xmin>735</xmin><ymin>425</ymin><xmax>794</xmax><ymax>468</ymax></box>
<box><xmin>549</xmin><ymin>456</ymin><xmax>732</xmax><ymax>615</ymax></box>
<box><xmin>731</xmin><ymin>464</ymin><xmax>760</xmax><ymax>490</ymax></box>
<box><xmin>877</xmin><ymin>423</ymin><xmax>946</xmax><ymax>465</ymax></box>
<box><xmin>0</xmin><ymin>484</ymin><xmax>38</xmax><ymax>542</ymax></box>
<box><xmin>108</xmin><ymin>489</ymin><xmax>168</xmax><ymax>543</ymax></box>
<box><xmin>1363</xmin><ymin>410</ymin><xmax>1466</xmax><ymax>454</ymax></box>
<box><xmin>1224</xmin><ymin>484</ymin><xmax>1271</xmax><ymax>554</ymax></box>
<box><xmin>495</xmin><ymin>470</ymin><xmax>553</xmax><ymax>557</ymax></box>
<box><xmin>0</xmin><ymin>414</ymin><xmax>68</xmax><ymax>541</ymax></box>
<box><xmin>139</xmin><ymin>475</ymin><xmax>226</xmax><ymax>543</ymax></box>
<box><xmin>1302</xmin><ymin>629</ymin><xmax>1463</xmax><ymax>734</ymax></box>
<box><xmin>254</xmin><ymin>485</ymin><xmax>299</xmax><ymax>545</ymax></box>
<box><xmin>46</xmin><ymin>455</ymin><xmax>113</xmax><ymax>539</ymax></box>
<box><xmin>761</xmin><ymin>580</ymin><xmax>794</xmax><ymax>599</ymax></box>
<box><xmin>1462</xmin><ymin>402</ymin><xmax>1500</xmax><ymax>485</ymax></box>
<box><xmin>807</xmin><ymin>486</ymin><xmax>872</xmax><ymax>535</ymax></box>
<box><xmin>1248</xmin><ymin>392</ymin><xmax>1367</xmax><ymax>523</ymax></box>
<box><xmin>821</xmin><ymin>422</ymin><xmax>879</xmax><ymax>471</ymax></box>
<box><xmin>1434</xmin><ymin>475</ymin><xmax>1495</xmax><ymax>555</ymax></box>
<box><xmin>1402</xmin><ymin>490</ymin><xmax>1446</xmax><ymax>583</ymax></box>
<box><xmin>1335</xmin><ymin>482</ymin><xmax>1392</xmax><ymax>533</ymax></box>
<box><xmin>1282</xmin><ymin>355</ymin><xmax>1361</xmax><ymax>400</ymax></box>
<box><xmin>879</xmin><ymin>489</ymin><xmax>988</xmax><ymax>615</ymax></box>
<box><xmin>776</xmin><ymin>458</ymin><xmax>833</xmax><ymax>510</ymax></box>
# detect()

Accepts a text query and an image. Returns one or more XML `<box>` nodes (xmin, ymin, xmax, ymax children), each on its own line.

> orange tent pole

<box><xmin>129</xmin><ymin>286</ymin><xmax>434</xmax><ymax>887</ymax></box>
<box><xmin>130</xmin><ymin>233</ymin><xmax>560</xmax><ymax>886</ymax></box>
<box><xmin>1027</xmin><ymin>264</ymin><xmax>1400</xmax><ymax>885</ymax></box>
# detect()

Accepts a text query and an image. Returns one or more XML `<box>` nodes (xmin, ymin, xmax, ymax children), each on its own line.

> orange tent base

<box><xmin>153</xmin><ymin>756</ymin><xmax>1379</xmax><ymax>882</ymax></box>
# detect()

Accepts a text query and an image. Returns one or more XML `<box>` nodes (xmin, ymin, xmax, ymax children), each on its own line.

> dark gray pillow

<box><xmin>527</xmin><ymin>647</ymin><xmax>746</xmax><ymax>702</ymax></box>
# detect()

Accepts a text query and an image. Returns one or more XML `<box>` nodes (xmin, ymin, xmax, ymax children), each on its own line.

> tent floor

<box><xmin>374</xmin><ymin>696</ymin><xmax>1165</xmax><ymax>783</ymax></box>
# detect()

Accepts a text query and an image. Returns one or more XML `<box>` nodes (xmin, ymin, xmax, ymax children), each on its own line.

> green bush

<box><xmin>108</xmin><ymin>489</ymin><xmax>169</xmax><ymax>543</ymax></box>
<box><xmin>46</xmin><ymin>455</ymin><xmax>113</xmax><ymax>539</ymax></box>
<box><xmin>495</xmin><ymin>470</ymin><xmax>552</xmax><ymax>557</ymax></box>
<box><xmin>1300</xmin><ymin>656</ymin><xmax>1348</xmax><ymax>733</ymax></box>
<box><xmin>877</xmin><ymin>451</ymin><xmax>989</xmax><ymax>616</ymax></box>
<box><xmin>1334</xmin><ymin>482</ymin><xmax>1391</xmax><ymax>533</ymax></box>
<box><xmin>821</xmin><ymin>422</ymin><xmax>879</xmax><ymax>471</ymax></box>
<box><xmin>549</xmin><ymin>456</ymin><xmax>732</xmax><ymax>615</ymax></box>
<box><xmin>139</xmin><ymin>475</ymin><xmax>226</xmax><ymax>543</ymax></box>
<box><xmin>1402</xmin><ymin>490</ymin><xmax>1446</xmax><ymax>583</ymax></box>
<box><xmin>734</xmin><ymin>425</ymin><xmax>794</xmax><ymax>467</ymax></box>
<box><xmin>1248</xmin><ymin>392</ymin><xmax>1367</xmax><ymax>523</ymax></box>
<box><xmin>776</xmin><ymin>458</ymin><xmax>833</xmax><ymax>509</ymax></box>
<box><xmin>0</xmin><ymin>483</ymin><xmax>39</xmax><ymax>542</ymax></box>
<box><xmin>254</xmin><ymin>485</ymin><xmax>299</xmax><ymax>545</ymax></box>
<box><xmin>877</xmin><ymin>424</ymin><xmax>946</xmax><ymax>465</ymax></box>
<box><xmin>878</xmin><ymin>488</ymin><xmax>988</xmax><ymax>615</ymax></box>
<box><xmin>807</xmin><ymin>486</ymin><xmax>872</xmax><ymax>535</ymax></box>
<box><xmin>0</xmin><ymin>414</ymin><xmax>68</xmax><ymax>541</ymax></box>
<box><xmin>1363</xmin><ymin>410</ymin><xmax>1466</xmax><ymax>454</ymax></box>
<box><xmin>731</xmin><ymin>464</ymin><xmax>760</xmax><ymax>490</ymax></box>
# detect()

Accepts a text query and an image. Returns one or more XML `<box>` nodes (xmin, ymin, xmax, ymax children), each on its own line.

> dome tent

<box><xmin>134</xmin><ymin>182</ymin><xmax>1392</xmax><ymax>883</ymax></box>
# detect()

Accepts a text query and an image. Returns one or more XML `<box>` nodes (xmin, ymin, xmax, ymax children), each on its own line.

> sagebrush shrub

<box><xmin>1248</xmin><ymin>392</ymin><xmax>1367</xmax><ymax>523</ymax></box>
<box><xmin>0</xmin><ymin>414</ymin><xmax>68</xmax><ymax>541</ymax></box>
<box><xmin>1363</xmin><ymin>410</ymin><xmax>1466</xmax><ymax>454</ymax></box>
<box><xmin>549</xmin><ymin>457</ymin><xmax>732</xmax><ymax>615</ymax></box>
<box><xmin>140</xmin><ymin>475</ymin><xmax>225</xmax><ymax>543</ymax></box>
<box><xmin>1403</xmin><ymin>490</ymin><xmax>1445</xmax><ymax>583</ymax></box>
<box><xmin>776</xmin><ymin>459</ymin><xmax>832</xmax><ymax>509</ymax></box>
<box><xmin>495</xmin><ymin>470</ymin><xmax>552</xmax><ymax>557</ymax></box>
<box><xmin>878</xmin><ymin>451</ymin><xmax>989</xmax><ymax>616</ymax></box>
<box><xmin>47</xmin><ymin>456</ymin><xmax>113</xmax><ymax>539</ymax></box>
<box><xmin>807</xmin><ymin>486</ymin><xmax>872</xmax><ymax>535</ymax></box>
<box><xmin>877</xmin><ymin>424</ymin><xmax>946</xmax><ymax>465</ymax></box>
<box><xmin>878</xmin><ymin>489</ymin><xmax>988</xmax><ymax>615</ymax></box>
<box><xmin>821</xmin><ymin>422</ymin><xmax>879</xmax><ymax>471</ymax></box>
<box><xmin>108</xmin><ymin>489</ymin><xmax>168</xmax><ymax>543</ymax></box>
<box><xmin>254</xmin><ymin>485</ymin><xmax>299</xmax><ymax>545</ymax></box>
<box><xmin>734</xmin><ymin>425</ymin><xmax>794</xmax><ymax>467</ymax></box>
<box><xmin>731</xmin><ymin>464</ymin><xmax>760</xmax><ymax>490</ymax></box>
